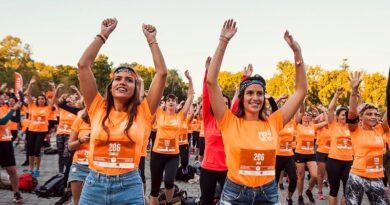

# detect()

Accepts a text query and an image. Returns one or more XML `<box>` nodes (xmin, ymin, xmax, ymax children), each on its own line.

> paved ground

<box><xmin>0</xmin><ymin>141</ymin><xmax>386</xmax><ymax>204</ymax></box>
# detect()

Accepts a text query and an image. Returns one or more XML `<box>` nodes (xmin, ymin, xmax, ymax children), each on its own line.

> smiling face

<box><xmin>337</xmin><ymin>110</ymin><xmax>347</xmax><ymax>124</ymax></box>
<box><xmin>110</xmin><ymin>71</ymin><xmax>136</xmax><ymax>102</ymax></box>
<box><xmin>302</xmin><ymin>111</ymin><xmax>312</xmax><ymax>123</ymax></box>
<box><xmin>37</xmin><ymin>95</ymin><xmax>47</xmax><ymax>106</ymax></box>
<box><xmin>242</xmin><ymin>84</ymin><xmax>264</xmax><ymax>116</ymax></box>
<box><xmin>8</xmin><ymin>98</ymin><xmax>16</xmax><ymax>107</ymax></box>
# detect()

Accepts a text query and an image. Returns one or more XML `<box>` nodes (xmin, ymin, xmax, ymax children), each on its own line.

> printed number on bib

<box><xmin>239</xmin><ymin>149</ymin><xmax>275</xmax><ymax>176</ymax></box>
<box><xmin>58</xmin><ymin>124</ymin><xmax>71</xmax><ymax>133</ymax></box>
<box><xmin>156</xmin><ymin>138</ymin><xmax>176</xmax><ymax>152</ymax></box>
<box><xmin>301</xmin><ymin>140</ymin><xmax>314</xmax><ymax>151</ymax></box>
<box><xmin>93</xmin><ymin>140</ymin><xmax>135</xmax><ymax>169</ymax></box>
<box><xmin>32</xmin><ymin>116</ymin><xmax>46</xmax><ymax>125</ymax></box>
<box><xmin>336</xmin><ymin>137</ymin><xmax>352</xmax><ymax>150</ymax></box>
<box><xmin>366</xmin><ymin>155</ymin><xmax>383</xmax><ymax>173</ymax></box>
<box><xmin>0</xmin><ymin>127</ymin><xmax>12</xmax><ymax>141</ymax></box>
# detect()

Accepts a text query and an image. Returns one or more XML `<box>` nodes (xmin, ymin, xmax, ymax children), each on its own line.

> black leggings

<box><xmin>200</xmin><ymin>168</ymin><xmax>227</xmax><ymax>204</ymax></box>
<box><xmin>275</xmin><ymin>155</ymin><xmax>298</xmax><ymax>193</ymax></box>
<box><xmin>56</xmin><ymin>134</ymin><xmax>70</xmax><ymax>173</ymax></box>
<box><xmin>149</xmin><ymin>130</ymin><xmax>157</xmax><ymax>148</ymax></box>
<box><xmin>150</xmin><ymin>152</ymin><xmax>179</xmax><ymax>197</ymax></box>
<box><xmin>179</xmin><ymin>144</ymin><xmax>189</xmax><ymax>167</ymax></box>
<box><xmin>27</xmin><ymin>131</ymin><xmax>46</xmax><ymax>157</ymax></box>
<box><xmin>192</xmin><ymin>131</ymin><xmax>199</xmax><ymax>148</ymax></box>
<box><xmin>11</xmin><ymin>130</ymin><xmax>18</xmax><ymax>142</ymax></box>
<box><xmin>326</xmin><ymin>157</ymin><xmax>352</xmax><ymax>197</ymax></box>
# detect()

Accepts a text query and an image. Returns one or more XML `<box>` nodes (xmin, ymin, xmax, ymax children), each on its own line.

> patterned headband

<box><xmin>239</xmin><ymin>79</ymin><xmax>265</xmax><ymax>94</ymax></box>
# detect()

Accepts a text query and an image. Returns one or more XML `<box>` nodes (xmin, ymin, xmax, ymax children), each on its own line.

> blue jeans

<box><xmin>220</xmin><ymin>178</ymin><xmax>278</xmax><ymax>205</ymax></box>
<box><xmin>68</xmin><ymin>163</ymin><xmax>89</xmax><ymax>183</ymax></box>
<box><xmin>79</xmin><ymin>170</ymin><xmax>144</xmax><ymax>205</ymax></box>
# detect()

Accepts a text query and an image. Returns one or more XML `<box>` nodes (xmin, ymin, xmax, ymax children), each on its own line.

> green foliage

<box><xmin>217</xmin><ymin>71</ymin><xmax>242</xmax><ymax>99</ymax></box>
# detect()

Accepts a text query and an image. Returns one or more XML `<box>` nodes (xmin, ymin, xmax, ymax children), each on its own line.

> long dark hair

<box><xmin>101</xmin><ymin>67</ymin><xmax>141</xmax><ymax>143</ymax></box>
<box><xmin>35</xmin><ymin>94</ymin><xmax>48</xmax><ymax>106</ymax></box>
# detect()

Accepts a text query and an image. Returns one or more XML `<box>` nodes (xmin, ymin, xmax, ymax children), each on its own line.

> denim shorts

<box><xmin>220</xmin><ymin>178</ymin><xmax>278</xmax><ymax>205</ymax></box>
<box><xmin>79</xmin><ymin>169</ymin><xmax>144</xmax><ymax>205</ymax></box>
<box><xmin>68</xmin><ymin>163</ymin><xmax>90</xmax><ymax>183</ymax></box>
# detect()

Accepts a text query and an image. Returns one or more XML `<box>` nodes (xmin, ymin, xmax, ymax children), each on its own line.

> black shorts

<box><xmin>139</xmin><ymin>156</ymin><xmax>146</xmax><ymax>183</ymax></box>
<box><xmin>0</xmin><ymin>141</ymin><xmax>16</xmax><ymax>167</ymax></box>
<box><xmin>294</xmin><ymin>153</ymin><xmax>316</xmax><ymax>163</ymax></box>
<box><xmin>316</xmin><ymin>152</ymin><xmax>328</xmax><ymax>163</ymax></box>
<box><xmin>48</xmin><ymin>120</ymin><xmax>58</xmax><ymax>131</ymax></box>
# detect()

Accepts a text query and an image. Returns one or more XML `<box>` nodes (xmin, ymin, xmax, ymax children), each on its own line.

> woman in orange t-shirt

<box><xmin>77</xmin><ymin>18</ymin><xmax>167</xmax><ymax>205</ymax></box>
<box><xmin>325</xmin><ymin>87</ymin><xmax>353</xmax><ymax>205</ymax></box>
<box><xmin>345</xmin><ymin>71</ymin><xmax>389</xmax><ymax>205</ymax></box>
<box><xmin>207</xmin><ymin>19</ymin><xmax>307</xmax><ymax>204</ymax></box>
<box><xmin>25</xmin><ymin>77</ymin><xmax>58</xmax><ymax>177</ymax></box>
<box><xmin>67</xmin><ymin>111</ymin><xmax>91</xmax><ymax>205</ymax></box>
<box><xmin>150</xmin><ymin>70</ymin><xmax>194</xmax><ymax>205</ymax></box>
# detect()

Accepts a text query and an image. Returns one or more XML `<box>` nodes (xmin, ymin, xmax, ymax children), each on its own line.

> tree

<box><xmin>317</xmin><ymin>69</ymin><xmax>350</xmax><ymax>106</ymax></box>
<box><xmin>217</xmin><ymin>70</ymin><xmax>242</xmax><ymax>99</ymax></box>
<box><xmin>91</xmin><ymin>54</ymin><xmax>113</xmax><ymax>94</ymax></box>
<box><xmin>361</xmin><ymin>72</ymin><xmax>387</xmax><ymax>109</ymax></box>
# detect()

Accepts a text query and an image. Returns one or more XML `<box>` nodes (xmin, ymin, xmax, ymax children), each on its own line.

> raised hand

<box><xmin>0</xmin><ymin>83</ymin><xmax>7</xmax><ymax>91</ymax></box>
<box><xmin>284</xmin><ymin>30</ymin><xmax>301</xmax><ymax>53</ymax></box>
<box><xmin>184</xmin><ymin>70</ymin><xmax>192</xmax><ymax>81</ymax></box>
<box><xmin>205</xmin><ymin>56</ymin><xmax>211</xmax><ymax>70</ymax></box>
<box><xmin>100</xmin><ymin>18</ymin><xmax>118</xmax><ymax>38</ymax></box>
<box><xmin>70</xmin><ymin>85</ymin><xmax>78</xmax><ymax>91</ymax></box>
<box><xmin>29</xmin><ymin>76</ymin><xmax>36</xmax><ymax>85</ymax></box>
<box><xmin>142</xmin><ymin>24</ymin><xmax>157</xmax><ymax>43</ymax></box>
<box><xmin>348</xmin><ymin>71</ymin><xmax>362</xmax><ymax>91</ymax></box>
<box><xmin>335</xmin><ymin>87</ymin><xmax>345</xmax><ymax>95</ymax></box>
<box><xmin>56</xmin><ymin>83</ymin><xmax>65</xmax><ymax>90</ymax></box>
<box><xmin>220</xmin><ymin>19</ymin><xmax>238</xmax><ymax>42</ymax></box>
<box><xmin>243</xmin><ymin>64</ymin><xmax>253</xmax><ymax>78</ymax></box>
<box><xmin>48</xmin><ymin>80</ymin><xmax>56</xmax><ymax>88</ymax></box>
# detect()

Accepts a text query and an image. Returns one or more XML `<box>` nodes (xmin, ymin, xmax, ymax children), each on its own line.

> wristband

<box><xmin>96</xmin><ymin>34</ymin><xmax>106</xmax><ymax>44</ymax></box>
<box><xmin>346</xmin><ymin>116</ymin><xmax>359</xmax><ymax>124</ymax></box>
<box><xmin>148</xmin><ymin>41</ymin><xmax>158</xmax><ymax>46</ymax></box>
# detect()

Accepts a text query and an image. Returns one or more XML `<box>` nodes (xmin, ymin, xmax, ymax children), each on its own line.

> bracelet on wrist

<box><xmin>148</xmin><ymin>41</ymin><xmax>158</xmax><ymax>46</ymax></box>
<box><xmin>96</xmin><ymin>34</ymin><xmax>106</xmax><ymax>44</ymax></box>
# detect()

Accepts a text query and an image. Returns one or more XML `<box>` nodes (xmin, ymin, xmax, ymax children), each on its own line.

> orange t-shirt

<box><xmin>199</xmin><ymin>119</ymin><xmax>205</xmax><ymax>137</ymax></box>
<box><xmin>191</xmin><ymin>119</ymin><xmax>201</xmax><ymax>132</ymax></box>
<box><xmin>351</xmin><ymin>125</ymin><xmax>386</xmax><ymax>178</ymax></box>
<box><xmin>276</xmin><ymin>120</ymin><xmax>295</xmax><ymax>156</ymax></box>
<box><xmin>178</xmin><ymin>118</ymin><xmax>190</xmax><ymax>146</ymax></box>
<box><xmin>316</xmin><ymin>127</ymin><xmax>331</xmax><ymax>154</ymax></box>
<box><xmin>152</xmin><ymin>108</ymin><xmax>185</xmax><ymax>154</ymax></box>
<box><xmin>21</xmin><ymin>119</ymin><xmax>30</xmax><ymax>132</ymax></box>
<box><xmin>71</xmin><ymin>116</ymin><xmax>91</xmax><ymax>165</ymax></box>
<box><xmin>57</xmin><ymin>109</ymin><xmax>76</xmax><ymax>135</ymax></box>
<box><xmin>295</xmin><ymin>124</ymin><xmax>316</xmax><ymax>155</ymax></box>
<box><xmin>328</xmin><ymin>121</ymin><xmax>353</xmax><ymax>161</ymax></box>
<box><xmin>28</xmin><ymin>104</ymin><xmax>52</xmax><ymax>132</ymax></box>
<box><xmin>2</xmin><ymin>107</ymin><xmax>18</xmax><ymax>131</ymax></box>
<box><xmin>218</xmin><ymin>109</ymin><xmax>283</xmax><ymax>188</ymax></box>
<box><xmin>87</xmin><ymin>94</ymin><xmax>152</xmax><ymax>175</ymax></box>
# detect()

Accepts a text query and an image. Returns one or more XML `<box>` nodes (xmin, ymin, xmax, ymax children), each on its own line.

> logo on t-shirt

<box><xmin>258</xmin><ymin>130</ymin><xmax>272</xmax><ymax>142</ymax></box>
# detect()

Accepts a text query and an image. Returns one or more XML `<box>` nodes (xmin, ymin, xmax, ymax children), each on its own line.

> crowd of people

<box><xmin>0</xmin><ymin>18</ymin><xmax>389</xmax><ymax>205</ymax></box>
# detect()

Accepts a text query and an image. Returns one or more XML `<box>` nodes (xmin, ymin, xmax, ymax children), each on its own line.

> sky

<box><xmin>1</xmin><ymin>0</ymin><xmax>389</xmax><ymax>95</ymax></box>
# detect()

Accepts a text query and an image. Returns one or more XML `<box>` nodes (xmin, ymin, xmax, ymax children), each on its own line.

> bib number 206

<box><xmin>253</xmin><ymin>153</ymin><xmax>264</xmax><ymax>161</ymax></box>
<box><xmin>109</xmin><ymin>143</ymin><xmax>121</xmax><ymax>152</ymax></box>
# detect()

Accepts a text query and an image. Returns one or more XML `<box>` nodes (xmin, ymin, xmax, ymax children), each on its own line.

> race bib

<box><xmin>366</xmin><ymin>155</ymin><xmax>383</xmax><ymax>173</ymax></box>
<box><xmin>301</xmin><ymin>140</ymin><xmax>314</xmax><ymax>151</ymax></box>
<box><xmin>93</xmin><ymin>140</ymin><xmax>135</xmax><ymax>169</ymax></box>
<box><xmin>1</xmin><ymin>127</ymin><xmax>12</xmax><ymax>141</ymax></box>
<box><xmin>279</xmin><ymin>140</ymin><xmax>292</xmax><ymax>152</ymax></box>
<box><xmin>336</xmin><ymin>137</ymin><xmax>352</xmax><ymax>150</ymax></box>
<box><xmin>32</xmin><ymin>115</ymin><xmax>46</xmax><ymax>125</ymax></box>
<box><xmin>156</xmin><ymin>138</ymin><xmax>176</xmax><ymax>152</ymax></box>
<box><xmin>58</xmin><ymin>123</ymin><xmax>72</xmax><ymax>133</ymax></box>
<box><xmin>76</xmin><ymin>150</ymin><xmax>89</xmax><ymax>165</ymax></box>
<box><xmin>238</xmin><ymin>149</ymin><xmax>275</xmax><ymax>176</ymax></box>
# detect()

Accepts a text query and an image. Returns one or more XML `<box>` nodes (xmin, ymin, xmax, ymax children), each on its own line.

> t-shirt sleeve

<box><xmin>139</xmin><ymin>99</ymin><xmax>152</xmax><ymax>122</ymax></box>
<box><xmin>71</xmin><ymin>116</ymin><xmax>82</xmax><ymax>132</ymax></box>
<box><xmin>217</xmin><ymin>108</ymin><xmax>236</xmax><ymax>132</ymax></box>
<box><xmin>268</xmin><ymin>110</ymin><xmax>284</xmax><ymax>133</ymax></box>
<box><xmin>87</xmin><ymin>93</ymin><xmax>105</xmax><ymax>119</ymax></box>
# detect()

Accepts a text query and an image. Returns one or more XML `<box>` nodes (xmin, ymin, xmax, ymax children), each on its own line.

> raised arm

<box><xmin>180</xmin><ymin>70</ymin><xmax>194</xmax><ymax>116</ymax></box>
<box><xmin>328</xmin><ymin>87</ymin><xmax>343</xmax><ymax>123</ymax></box>
<box><xmin>143</xmin><ymin>24</ymin><xmax>168</xmax><ymax>115</ymax></box>
<box><xmin>206</xmin><ymin>19</ymin><xmax>238</xmax><ymax>122</ymax></box>
<box><xmin>280</xmin><ymin>31</ymin><xmax>308</xmax><ymax>126</ymax></box>
<box><xmin>78</xmin><ymin>18</ymin><xmax>117</xmax><ymax>108</ymax></box>
<box><xmin>347</xmin><ymin>71</ymin><xmax>362</xmax><ymax>131</ymax></box>
<box><xmin>26</xmin><ymin>77</ymin><xmax>36</xmax><ymax>104</ymax></box>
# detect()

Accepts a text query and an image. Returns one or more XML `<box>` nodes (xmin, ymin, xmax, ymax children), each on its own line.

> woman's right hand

<box><xmin>100</xmin><ymin>18</ymin><xmax>118</xmax><ymax>39</ymax></box>
<box><xmin>348</xmin><ymin>71</ymin><xmax>362</xmax><ymax>92</ymax></box>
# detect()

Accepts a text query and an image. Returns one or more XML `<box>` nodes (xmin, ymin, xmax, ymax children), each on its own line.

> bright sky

<box><xmin>1</xmin><ymin>0</ymin><xmax>389</xmax><ymax>95</ymax></box>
